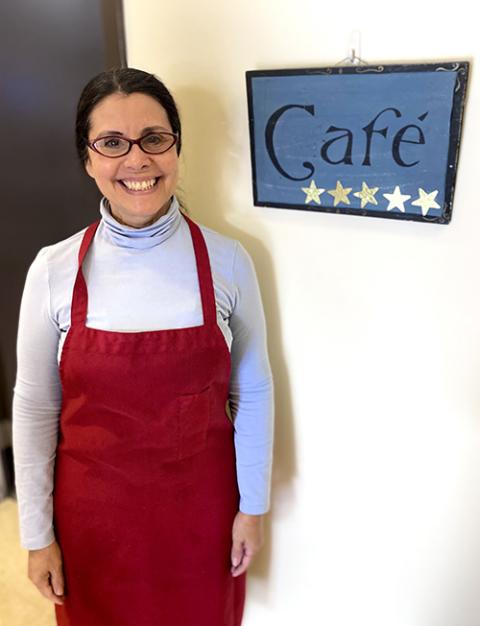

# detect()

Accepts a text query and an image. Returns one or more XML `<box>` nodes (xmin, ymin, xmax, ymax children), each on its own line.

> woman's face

<box><xmin>85</xmin><ymin>92</ymin><xmax>179</xmax><ymax>228</ymax></box>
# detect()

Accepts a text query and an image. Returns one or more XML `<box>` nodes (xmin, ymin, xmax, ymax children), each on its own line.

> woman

<box><xmin>12</xmin><ymin>68</ymin><xmax>274</xmax><ymax>626</ymax></box>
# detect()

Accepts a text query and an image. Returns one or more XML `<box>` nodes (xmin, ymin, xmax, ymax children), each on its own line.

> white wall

<box><xmin>123</xmin><ymin>2</ymin><xmax>480</xmax><ymax>625</ymax></box>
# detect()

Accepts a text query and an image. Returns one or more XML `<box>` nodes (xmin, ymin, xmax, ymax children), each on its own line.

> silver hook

<box><xmin>335</xmin><ymin>31</ymin><xmax>368</xmax><ymax>66</ymax></box>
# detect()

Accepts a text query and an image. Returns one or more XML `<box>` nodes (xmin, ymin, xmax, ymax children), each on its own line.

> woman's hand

<box><xmin>28</xmin><ymin>540</ymin><xmax>65</xmax><ymax>605</ymax></box>
<box><xmin>231</xmin><ymin>511</ymin><xmax>265</xmax><ymax>577</ymax></box>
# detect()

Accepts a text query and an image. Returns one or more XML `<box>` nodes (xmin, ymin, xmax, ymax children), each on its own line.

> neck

<box><xmin>109</xmin><ymin>198</ymin><xmax>173</xmax><ymax>229</ymax></box>
<box><xmin>99</xmin><ymin>195</ymin><xmax>182</xmax><ymax>249</ymax></box>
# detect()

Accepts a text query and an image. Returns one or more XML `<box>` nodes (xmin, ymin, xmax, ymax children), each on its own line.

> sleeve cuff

<box><xmin>21</xmin><ymin>528</ymin><xmax>56</xmax><ymax>551</ymax></box>
<box><xmin>239</xmin><ymin>500</ymin><xmax>270</xmax><ymax>515</ymax></box>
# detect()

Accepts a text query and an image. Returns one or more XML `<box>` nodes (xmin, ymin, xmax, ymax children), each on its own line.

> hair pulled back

<box><xmin>75</xmin><ymin>67</ymin><xmax>182</xmax><ymax>165</ymax></box>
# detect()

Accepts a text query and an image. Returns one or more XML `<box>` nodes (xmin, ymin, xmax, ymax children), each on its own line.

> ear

<box><xmin>84</xmin><ymin>157</ymin><xmax>94</xmax><ymax>179</ymax></box>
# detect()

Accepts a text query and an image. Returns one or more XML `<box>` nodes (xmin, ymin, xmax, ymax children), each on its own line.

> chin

<box><xmin>111</xmin><ymin>197</ymin><xmax>172</xmax><ymax>227</ymax></box>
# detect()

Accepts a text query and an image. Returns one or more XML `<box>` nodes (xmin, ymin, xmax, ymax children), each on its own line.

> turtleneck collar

<box><xmin>99</xmin><ymin>196</ymin><xmax>183</xmax><ymax>249</ymax></box>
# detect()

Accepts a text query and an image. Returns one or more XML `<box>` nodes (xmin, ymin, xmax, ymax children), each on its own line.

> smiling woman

<box><xmin>12</xmin><ymin>67</ymin><xmax>274</xmax><ymax>626</ymax></box>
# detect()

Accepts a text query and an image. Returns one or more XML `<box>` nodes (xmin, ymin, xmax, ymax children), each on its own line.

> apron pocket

<box><xmin>176</xmin><ymin>386</ymin><xmax>211</xmax><ymax>460</ymax></box>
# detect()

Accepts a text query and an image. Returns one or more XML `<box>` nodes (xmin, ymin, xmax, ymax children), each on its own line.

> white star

<box><xmin>411</xmin><ymin>188</ymin><xmax>440</xmax><ymax>216</ymax></box>
<box><xmin>383</xmin><ymin>186</ymin><xmax>411</xmax><ymax>212</ymax></box>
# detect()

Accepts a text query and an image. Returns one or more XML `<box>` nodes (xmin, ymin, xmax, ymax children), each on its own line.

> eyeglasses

<box><xmin>87</xmin><ymin>131</ymin><xmax>178</xmax><ymax>158</ymax></box>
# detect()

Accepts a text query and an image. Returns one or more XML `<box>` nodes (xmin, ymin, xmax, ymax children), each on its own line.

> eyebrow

<box><xmin>95</xmin><ymin>125</ymin><xmax>171</xmax><ymax>137</ymax></box>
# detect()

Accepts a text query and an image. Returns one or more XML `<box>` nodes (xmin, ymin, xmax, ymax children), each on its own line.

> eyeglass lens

<box><xmin>93</xmin><ymin>133</ymin><xmax>176</xmax><ymax>157</ymax></box>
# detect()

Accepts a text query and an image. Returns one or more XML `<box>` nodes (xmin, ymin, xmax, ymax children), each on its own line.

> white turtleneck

<box><xmin>12</xmin><ymin>197</ymin><xmax>274</xmax><ymax>550</ymax></box>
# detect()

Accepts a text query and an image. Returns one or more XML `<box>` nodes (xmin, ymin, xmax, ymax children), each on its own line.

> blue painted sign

<box><xmin>246</xmin><ymin>63</ymin><xmax>468</xmax><ymax>223</ymax></box>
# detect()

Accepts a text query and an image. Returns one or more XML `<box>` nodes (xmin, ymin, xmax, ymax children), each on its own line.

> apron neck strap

<box><xmin>181</xmin><ymin>213</ymin><xmax>217</xmax><ymax>327</ymax></box>
<box><xmin>70</xmin><ymin>214</ymin><xmax>217</xmax><ymax>328</ymax></box>
<box><xmin>70</xmin><ymin>220</ymin><xmax>100</xmax><ymax>326</ymax></box>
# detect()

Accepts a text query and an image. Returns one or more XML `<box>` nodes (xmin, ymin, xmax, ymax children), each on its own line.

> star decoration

<box><xmin>327</xmin><ymin>180</ymin><xmax>352</xmax><ymax>207</ymax></box>
<box><xmin>353</xmin><ymin>182</ymin><xmax>379</xmax><ymax>208</ymax></box>
<box><xmin>411</xmin><ymin>188</ymin><xmax>440</xmax><ymax>216</ymax></box>
<box><xmin>301</xmin><ymin>180</ymin><xmax>325</xmax><ymax>205</ymax></box>
<box><xmin>383</xmin><ymin>186</ymin><xmax>411</xmax><ymax>212</ymax></box>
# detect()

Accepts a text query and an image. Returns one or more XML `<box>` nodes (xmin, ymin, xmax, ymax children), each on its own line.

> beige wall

<box><xmin>123</xmin><ymin>2</ymin><xmax>480</xmax><ymax>625</ymax></box>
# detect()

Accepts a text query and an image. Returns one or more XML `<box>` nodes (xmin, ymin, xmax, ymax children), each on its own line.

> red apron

<box><xmin>52</xmin><ymin>214</ymin><xmax>246</xmax><ymax>626</ymax></box>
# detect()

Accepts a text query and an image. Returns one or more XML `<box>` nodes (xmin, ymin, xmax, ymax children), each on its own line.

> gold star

<box><xmin>301</xmin><ymin>180</ymin><xmax>325</xmax><ymax>205</ymax></box>
<box><xmin>411</xmin><ymin>188</ymin><xmax>440</xmax><ymax>216</ymax></box>
<box><xmin>327</xmin><ymin>180</ymin><xmax>352</xmax><ymax>207</ymax></box>
<box><xmin>353</xmin><ymin>182</ymin><xmax>379</xmax><ymax>209</ymax></box>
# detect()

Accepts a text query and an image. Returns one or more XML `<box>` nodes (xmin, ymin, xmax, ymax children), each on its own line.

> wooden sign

<box><xmin>246</xmin><ymin>62</ymin><xmax>469</xmax><ymax>224</ymax></box>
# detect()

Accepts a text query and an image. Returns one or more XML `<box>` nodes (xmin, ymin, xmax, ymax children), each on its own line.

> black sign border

<box><xmin>246</xmin><ymin>62</ymin><xmax>470</xmax><ymax>225</ymax></box>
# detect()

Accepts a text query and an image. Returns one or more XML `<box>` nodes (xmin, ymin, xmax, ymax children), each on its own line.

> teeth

<box><xmin>122</xmin><ymin>178</ymin><xmax>157</xmax><ymax>191</ymax></box>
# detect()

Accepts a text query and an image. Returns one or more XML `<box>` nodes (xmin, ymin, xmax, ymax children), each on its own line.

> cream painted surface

<box><xmin>123</xmin><ymin>2</ymin><xmax>480</xmax><ymax>625</ymax></box>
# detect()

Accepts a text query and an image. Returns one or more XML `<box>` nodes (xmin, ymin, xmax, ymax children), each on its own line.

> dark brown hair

<box><xmin>75</xmin><ymin>67</ymin><xmax>182</xmax><ymax>165</ymax></box>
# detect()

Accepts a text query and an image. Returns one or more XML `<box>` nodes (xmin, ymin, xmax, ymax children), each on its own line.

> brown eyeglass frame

<box><xmin>87</xmin><ymin>132</ymin><xmax>179</xmax><ymax>158</ymax></box>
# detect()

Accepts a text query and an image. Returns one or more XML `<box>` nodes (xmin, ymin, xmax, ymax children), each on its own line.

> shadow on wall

<box><xmin>433</xmin><ymin>427</ymin><xmax>480</xmax><ymax>626</ymax></box>
<box><xmin>174</xmin><ymin>84</ymin><xmax>297</xmax><ymax>590</ymax></box>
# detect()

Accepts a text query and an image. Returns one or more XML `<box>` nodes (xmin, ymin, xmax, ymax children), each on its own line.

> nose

<box><xmin>123</xmin><ymin>143</ymin><xmax>152</xmax><ymax>169</ymax></box>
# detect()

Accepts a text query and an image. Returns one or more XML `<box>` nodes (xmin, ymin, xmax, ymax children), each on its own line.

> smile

<box><xmin>119</xmin><ymin>177</ymin><xmax>160</xmax><ymax>192</ymax></box>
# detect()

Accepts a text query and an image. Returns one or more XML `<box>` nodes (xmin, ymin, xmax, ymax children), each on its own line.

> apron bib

<box><xmin>52</xmin><ymin>214</ymin><xmax>246</xmax><ymax>626</ymax></box>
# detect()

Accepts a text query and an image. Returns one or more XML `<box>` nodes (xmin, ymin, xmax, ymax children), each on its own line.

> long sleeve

<box><xmin>12</xmin><ymin>249</ymin><xmax>62</xmax><ymax>550</ymax></box>
<box><xmin>229</xmin><ymin>242</ymin><xmax>274</xmax><ymax>515</ymax></box>
<box><xmin>12</xmin><ymin>198</ymin><xmax>274</xmax><ymax>550</ymax></box>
